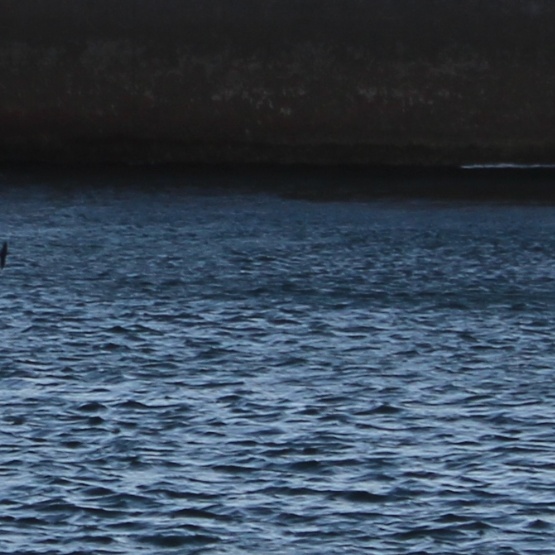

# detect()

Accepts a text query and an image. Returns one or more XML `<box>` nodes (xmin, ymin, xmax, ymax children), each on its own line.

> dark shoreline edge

<box><xmin>1</xmin><ymin>162</ymin><xmax>555</xmax><ymax>201</ymax></box>
<box><xmin>3</xmin><ymin>0</ymin><xmax>555</xmax><ymax>169</ymax></box>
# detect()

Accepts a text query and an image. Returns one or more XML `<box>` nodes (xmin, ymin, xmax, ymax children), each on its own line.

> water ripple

<box><xmin>1</xmin><ymin>176</ymin><xmax>555</xmax><ymax>553</ymax></box>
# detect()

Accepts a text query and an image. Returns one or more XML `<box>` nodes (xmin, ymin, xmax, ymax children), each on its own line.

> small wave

<box><xmin>116</xmin><ymin>400</ymin><xmax>151</xmax><ymax>410</ymax></box>
<box><xmin>170</xmin><ymin>507</ymin><xmax>232</xmax><ymax>521</ymax></box>
<box><xmin>76</xmin><ymin>401</ymin><xmax>107</xmax><ymax>412</ymax></box>
<box><xmin>138</xmin><ymin>533</ymin><xmax>218</xmax><ymax>548</ymax></box>
<box><xmin>336</xmin><ymin>490</ymin><xmax>389</xmax><ymax>504</ymax></box>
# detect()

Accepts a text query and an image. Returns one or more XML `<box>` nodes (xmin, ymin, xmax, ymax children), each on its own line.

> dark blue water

<box><xmin>1</xmin><ymin>171</ymin><xmax>555</xmax><ymax>554</ymax></box>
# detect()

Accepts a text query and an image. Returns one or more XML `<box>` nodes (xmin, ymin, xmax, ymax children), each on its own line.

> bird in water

<box><xmin>0</xmin><ymin>241</ymin><xmax>7</xmax><ymax>270</ymax></box>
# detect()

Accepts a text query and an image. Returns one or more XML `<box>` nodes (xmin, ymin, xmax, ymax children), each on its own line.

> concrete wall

<box><xmin>1</xmin><ymin>0</ymin><xmax>554</xmax><ymax>165</ymax></box>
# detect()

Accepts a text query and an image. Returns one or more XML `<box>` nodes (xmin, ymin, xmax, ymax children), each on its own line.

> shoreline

<box><xmin>2</xmin><ymin>162</ymin><xmax>555</xmax><ymax>200</ymax></box>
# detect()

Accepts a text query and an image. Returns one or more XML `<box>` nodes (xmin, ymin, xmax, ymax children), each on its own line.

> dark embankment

<box><xmin>1</xmin><ymin>0</ymin><xmax>555</xmax><ymax>166</ymax></box>
<box><xmin>3</xmin><ymin>163</ymin><xmax>555</xmax><ymax>201</ymax></box>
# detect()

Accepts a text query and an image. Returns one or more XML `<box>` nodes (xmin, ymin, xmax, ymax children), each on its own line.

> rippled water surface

<box><xmin>1</xmin><ymin>170</ymin><xmax>555</xmax><ymax>554</ymax></box>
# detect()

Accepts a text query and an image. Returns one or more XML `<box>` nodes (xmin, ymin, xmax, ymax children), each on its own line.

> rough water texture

<box><xmin>1</xmin><ymin>0</ymin><xmax>555</xmax><ymax>165</ymax></box>
<box><xmin>1</xmin><ymin>170</ymin><xmax>555</xmax><ymax>554</ymax></box>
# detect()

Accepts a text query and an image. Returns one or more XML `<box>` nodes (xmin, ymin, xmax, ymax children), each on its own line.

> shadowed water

<box><xmin>1</xmin><ymin>171</ymin><xmax>555</xmax><ymax>554</ymax></box>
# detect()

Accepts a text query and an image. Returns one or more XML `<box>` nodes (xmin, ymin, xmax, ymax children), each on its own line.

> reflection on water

<box><xmin>1</xmin><ymin>169</ymin><xmax>555</xmax><ymax>554</ymax></box>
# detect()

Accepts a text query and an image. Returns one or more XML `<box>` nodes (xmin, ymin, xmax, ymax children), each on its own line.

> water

<box><xmin>1</xmin><ymin>170</ymin><xmax>555</xmax><ymax>554</ymax></box>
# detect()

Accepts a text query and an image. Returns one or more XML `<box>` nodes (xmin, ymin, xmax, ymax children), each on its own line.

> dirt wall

<box><xmin>1</xmin><ymin>0</ymin><xmax>554</xmax><ymax>165</ymax></box>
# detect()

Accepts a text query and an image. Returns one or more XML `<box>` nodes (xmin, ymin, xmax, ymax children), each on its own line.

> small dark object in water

<box><xmin>0</xmin><ymin>241</ymin><xmax>7</xmax><ymax>270</ymax></box>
